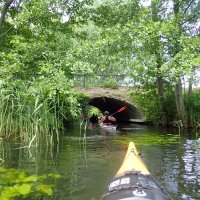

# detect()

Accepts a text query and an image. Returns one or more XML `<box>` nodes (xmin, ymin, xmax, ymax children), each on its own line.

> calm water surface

<box><xmin>3</xmin><ymin>123</ymin><xmax>200</xmax><ymax>200</ymax></box>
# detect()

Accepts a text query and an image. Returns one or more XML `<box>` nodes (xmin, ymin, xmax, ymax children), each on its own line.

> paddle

<box><xmin>110</xmin><ymin>105</ymin><xmax>128</xmax><ymax>116</ymax></box>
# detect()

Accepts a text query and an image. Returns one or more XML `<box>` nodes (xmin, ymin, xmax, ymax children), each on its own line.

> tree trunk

<box><xmin>173</xmin><ymin>0</ymin><xmax>188</xmax><ymax>127</ymax></box>
<box><xmin>188</xmin><ymin>80</ymin><xmax>193</xmax><ymax>96</ymax></box>
<box><xmin>175</xmin><ymin>77</ymin><xmax>188</xmax><ymax>127</ymax></box>
<box><xmin>157</xmin><ymin>73</ymin><xmax>168</xmax><ymax>126</ymax></box>
<box><xmin>188</xmin><ymin>79</ymin><xmax>193</xmax><ymax>127</ymax></box>
<box><xmin>151</xmin><ymin>0</ymin><xmax>168</xmax><ymax>126</ymax></box>
<box><xmin>0</xmin><ymin>0</ymin><xmax>14</xmax><ymax>34</ymax></box>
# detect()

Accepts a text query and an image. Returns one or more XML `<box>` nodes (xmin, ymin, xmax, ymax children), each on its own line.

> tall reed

<box><xmin>0</xmin><ymin>84</ymin><xmax>64</xmax><ymax>148</ymax></box>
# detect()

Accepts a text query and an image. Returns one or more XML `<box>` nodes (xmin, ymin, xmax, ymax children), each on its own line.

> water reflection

<box><xmin>181</xmin><ymin>140</ymin><xmax>200</xmax><ymax>199</ymax></box>
<box><xmin>1</xmin><ymin>124</ymin><xmax>200</xmax><ymax>200</ymax></box>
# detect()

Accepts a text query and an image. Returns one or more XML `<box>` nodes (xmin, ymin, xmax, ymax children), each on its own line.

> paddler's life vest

<box><xmin>103</xmin><ymin>116</ymin><xmax>112</xmax><ymax>124</ymax></box>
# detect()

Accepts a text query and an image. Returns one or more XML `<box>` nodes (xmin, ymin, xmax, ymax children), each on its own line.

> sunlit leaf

<box><xmin>36</xmin><ymin>184</ymin><xmax>53</xmax><ymax>195</ymax></box>
<box><xmin>14</xmin><ymin>183</ymin><xmax>32</xmax><ymax>195</ymax></box>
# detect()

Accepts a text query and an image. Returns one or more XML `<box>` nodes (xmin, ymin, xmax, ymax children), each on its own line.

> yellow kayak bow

<box><xmin>101</xmin><ymin>141</ymin><xmax>171</xmax><ymax>200</ymax></box>
<box><xmin>116</xmin><ymin>141</ymin><xmax>150</xmax><ymax>177</ymax></box>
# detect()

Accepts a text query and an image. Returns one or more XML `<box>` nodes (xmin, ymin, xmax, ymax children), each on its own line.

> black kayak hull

<box><xmin>101</xmin><ymin>173</ymin><xmax>171</xmax><ymax>200</ymax></box>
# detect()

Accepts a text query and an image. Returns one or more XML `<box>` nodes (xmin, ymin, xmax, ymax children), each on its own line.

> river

<box><xmin>1</xmin><ymin>123</ymin><xmax>200</xmax><ymax>200</ymax></box>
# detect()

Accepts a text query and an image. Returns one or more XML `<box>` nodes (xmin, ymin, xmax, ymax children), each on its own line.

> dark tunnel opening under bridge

<box><xmin>89</xmin><ymin>96</ymin><xmax>144</xmax><ymax>123</ymax></box>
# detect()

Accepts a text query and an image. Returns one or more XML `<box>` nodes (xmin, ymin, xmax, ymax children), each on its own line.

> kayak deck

<box><xmin>116</xmin><ymin>142</ymin><xmax>150</xmax><ymax>177</ymax></box>
<box><xmin>101</xmin><ymin>141</ymin><xmax>171</xmax><ymax>200</ymax></box>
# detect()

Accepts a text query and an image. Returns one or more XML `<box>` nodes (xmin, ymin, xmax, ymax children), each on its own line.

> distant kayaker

<box><xmin>90</xmin><ymin>113</ymin><xmax>98</xmax><ymax>125</ymax></box>
<box><xmin>98</xmin><ymin>111</ymin><xmax>116</xmax><ymax>125</ymax></box>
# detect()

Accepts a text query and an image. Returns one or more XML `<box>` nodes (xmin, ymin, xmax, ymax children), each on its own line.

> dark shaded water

<box><xmin>1</xmin><ymin>123</ymin><xmax>200</xmax><ymax>200</ymax></box>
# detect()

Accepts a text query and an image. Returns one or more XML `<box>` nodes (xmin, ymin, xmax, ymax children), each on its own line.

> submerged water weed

<box><xmin>0</xmin><ymin>167</ymin><xmax>61</xmax><ymax>200</ymax></box>
<box><xmin>115</xmin><ymin>134</ymin><xmax>180</xmax><ymax>147</ymax></box>
<box><xmin>115</xmin><ymin>134</ymin><xmax>180</xmax><ymax>152</ymax></box>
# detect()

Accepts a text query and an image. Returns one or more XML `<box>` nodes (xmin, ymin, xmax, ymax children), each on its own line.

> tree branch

<box><xmin>0</xmin><ymin>0</ymin><xmax>15</xmax><ymax>34</ymax></box>
<box><xmin>181</xmin><ymin>11</ymin><xmax>200</xmax><ymax>25</ymax></box>
<box><xmin>183</xmin><ymin>0</ymin><xmax>195</xmax><ymax>15</ymax></box>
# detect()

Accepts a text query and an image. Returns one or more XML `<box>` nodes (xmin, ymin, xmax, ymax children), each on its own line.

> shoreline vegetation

<box><xmin>0</xmin><ymin>84</ymin><xmax>200</xmax><ymax>141</ymax></box>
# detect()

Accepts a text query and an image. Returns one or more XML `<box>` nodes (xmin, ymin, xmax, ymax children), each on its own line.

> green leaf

<box><xmin>14</xmin><ymin>184</ymin><xmax>32</xmax><ymax>195</ymax></box>
<box><xmin>36</xmin><ymin>184</ymin><xmax>53</xmax><ymax>195</ymax></box>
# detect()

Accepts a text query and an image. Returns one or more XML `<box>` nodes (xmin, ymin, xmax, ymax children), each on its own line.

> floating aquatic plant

<box><xmin>0</xmin><ymin>167</ymin><xmax>61</xmax><ymax>200</ymax></box>
<box><xmin>114</xmin><ymin>133</ymin><xmax>181</xmax><ymax>147</ymax></box>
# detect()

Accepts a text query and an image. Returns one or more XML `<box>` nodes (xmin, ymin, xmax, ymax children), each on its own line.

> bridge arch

<box><xmin>89</xmin><ymin>96</ymin><xmax>144</xmax><ymax>123</ymax></box>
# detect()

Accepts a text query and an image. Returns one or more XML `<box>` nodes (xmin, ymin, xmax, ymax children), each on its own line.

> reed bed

<box><xmin>0</xmin><ymin>85</ymin><xmax>65</xmax><ymax>149</ymax></box>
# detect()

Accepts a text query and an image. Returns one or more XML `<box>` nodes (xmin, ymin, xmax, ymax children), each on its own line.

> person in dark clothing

<box><xmin>98</xmin><ymin>111</ymin><xmax>116</xmax><ymax>125</ymax></box>
<box><xmin>90</xmin><ymin>113</ymin><xmax>98</xmax><ymax>125</ymax></box>
<box><xmin>94</xmin><ymin>115</ymin><xmax>98</xmax><ymax>123</ymax></box>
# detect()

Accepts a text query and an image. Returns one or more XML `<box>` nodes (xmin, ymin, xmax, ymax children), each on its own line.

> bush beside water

<box><xmin>130</xmin><ymin>88</ymin><xmax>200</xmax><ymax>130</ymax></box>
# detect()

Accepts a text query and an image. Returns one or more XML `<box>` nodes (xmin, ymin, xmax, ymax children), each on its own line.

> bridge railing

<box><xmin>73</xmin><ymin>74</ymin><xmax>135</xmax><ymax>87</ymax></box>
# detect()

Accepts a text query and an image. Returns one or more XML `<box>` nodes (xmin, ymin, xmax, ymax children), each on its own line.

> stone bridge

<box><xmin>78</xmin><ymin>87</ymin><xmax>145</xmax><ymax>123</ymax></box>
